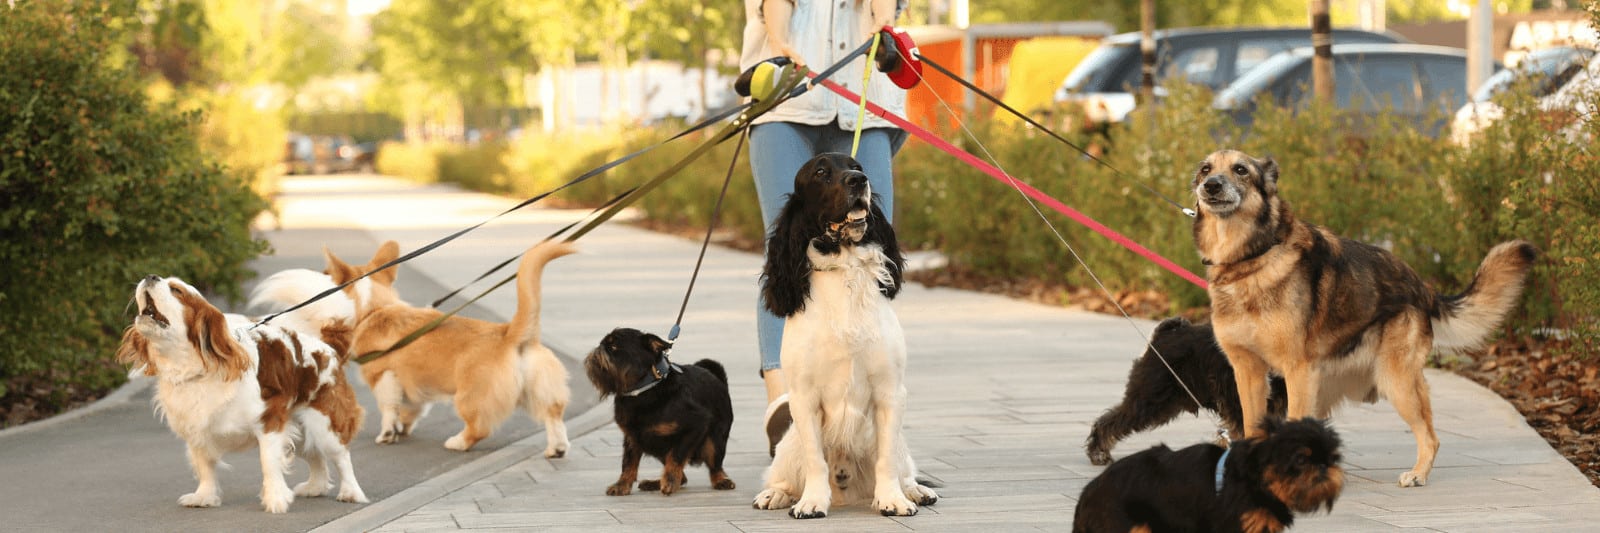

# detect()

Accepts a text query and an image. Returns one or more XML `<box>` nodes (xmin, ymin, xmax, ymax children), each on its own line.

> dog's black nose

<box><xmin>145</xmin><ymin>274</ymin><xmax>161</xmax><ymax>282</ymax></box>
<box><xmin>1202</xmin><ymin>176</ymin><xmax>1224</xmax><ymax>195</ymax></box>
<box><xmin>846</xmin><ymin>172</ymin><xmax>867</xmax><ymax>188</ymax></box>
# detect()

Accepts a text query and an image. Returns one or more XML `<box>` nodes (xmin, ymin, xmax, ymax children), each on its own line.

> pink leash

<box><xmin>811</xmin><ymin>76</ymin><xmax>1208</xmax><ymax>290</ymax></box>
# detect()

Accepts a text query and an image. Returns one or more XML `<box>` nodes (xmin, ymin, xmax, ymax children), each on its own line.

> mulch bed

<box><xmin>0</xmin><ymin>372</ymin><xmax>111</xmax><ymax>430</ymax></box>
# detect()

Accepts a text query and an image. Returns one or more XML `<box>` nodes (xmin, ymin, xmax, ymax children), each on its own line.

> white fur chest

<box><xmin>155</xmin><ymin>367</ymin><xmax>265</xmax><ymax>453</ymax></box>
<box><xmin>804</xmin><ymin>244</ymin><xmax>898</xmax><ymax>341</ymax></box>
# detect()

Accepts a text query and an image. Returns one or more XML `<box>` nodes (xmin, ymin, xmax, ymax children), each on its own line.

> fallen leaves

<box><xmin>1447</xmin><ymin>337</ymin><xmax>1600</xmax><ymax>488</ymax></box>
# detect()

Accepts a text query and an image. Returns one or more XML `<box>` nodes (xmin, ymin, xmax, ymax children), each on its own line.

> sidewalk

<box><xmin>270</xmin><ymin>175</ymin><xmax>1597</xmax><ymax>532</ymax></box>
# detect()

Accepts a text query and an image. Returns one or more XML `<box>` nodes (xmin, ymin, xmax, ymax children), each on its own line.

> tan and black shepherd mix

<box><xmin>1190</xmin><ymin>149</ymin><xmax>1536</xmax><ymax>488</ymax></box>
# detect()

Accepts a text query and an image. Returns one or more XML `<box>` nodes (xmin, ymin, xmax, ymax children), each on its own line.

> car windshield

<box><xmin>1472</xmin><ymin>47</ymin><xmax>1596</xmax><ymax>102</ymax></box>
<box><xmin>1214</xmin><ymin>51</ymin><xmax>1303</xmax><ymax>108</ymax></box>
<box><xmin>1060</xmin><ymin>43</ymin><xmax>1137</xmax><ymax>93</ymax></box>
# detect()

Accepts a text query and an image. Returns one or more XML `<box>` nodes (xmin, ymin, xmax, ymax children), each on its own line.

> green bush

<box><xmin>0</xmin><ymin>3</ymin><xmax>268</xmax><ymax>404</ymax></box>
<box><xmin>375</xmin><ymin>141</ymin><xmax>441</xmax><ymax>183</ymax></box>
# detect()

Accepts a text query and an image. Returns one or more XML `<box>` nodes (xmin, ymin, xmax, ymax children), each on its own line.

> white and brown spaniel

<box><xmin>117</xmin><ymin>275</ymin><xmax>367</xmax><ymax>513</ymax></box>
<box><xmin>752</xmin><ymin>152</ymin><xmax>938</xmax><ymax>518</ymax></box>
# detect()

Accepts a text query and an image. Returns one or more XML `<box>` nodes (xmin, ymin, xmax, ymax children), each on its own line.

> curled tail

<box><xmin>693</xmin><ymin>359</ymin><xmax>728</xmax><ymax>384</ymax></box>
<box><xmin>248</xmin><ymin>268</ymin><xmax>355</xmax><ymax>338</ymax></box>
<box><xmin>506</xmin><ymin>240</ymin><xmax>579</xmax><ymax>347</ymax></box>
<box><xmin>1432</xmin><ymin>240</ymin><xmax>1538</xmax><ymax>353</ymax></box>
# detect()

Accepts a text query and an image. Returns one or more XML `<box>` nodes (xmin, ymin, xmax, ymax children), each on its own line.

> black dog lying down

<box><xmin>1086</xmin><ymin>317</ymin><xmax>1290</xmax><ymax>465</ymax></box>
<box><xmin>1074</xmin><ymin>416</ymin><xmax>1346</xmax><ymax>533</ymax></box>
<box><xmin>584</xmin><ymin>328</ymin><xmax>736</xmax><ymax>496</ymax></box>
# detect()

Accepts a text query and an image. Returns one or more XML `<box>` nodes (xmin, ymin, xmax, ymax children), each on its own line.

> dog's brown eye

<box><xmin>170</xmin><ymin>286</ymin><xmax>182</xmax><ymax>295</ymax></box>
<box><xmin>1199</xmin><ymin>163</ymin><xmax>1211</xmax><ymax>175</ymax></box>
<box><xmin>1232</xmin><ymin>164</ymin><xmax>1248</xmax><ymax>176</ymax></box>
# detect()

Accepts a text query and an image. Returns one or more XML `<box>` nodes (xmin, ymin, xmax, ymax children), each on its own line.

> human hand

<box><xmin>769</xmin><ymin>39</ymin><xmax>805</xmax><ymax>69</ymax></box>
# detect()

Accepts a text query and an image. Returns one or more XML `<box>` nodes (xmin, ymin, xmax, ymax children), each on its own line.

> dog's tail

<box><xmin>248</xmin><ymin>268</ymin><xmax>354</xmax><ymax>337</ymax></box>
<box><xmin>692</xmin><ymin>359</ymin><xmax>728</xmax><ymax>384</ymax></box>
<box><xmin>506</xmin><ymin>240</ymin><xmax>579</xmax><ymax>347</ymax></box>
<box><xmin>1432</xmin><ymin>240</ymin><xmax>1538</xmax><ymax>353</ymax></box>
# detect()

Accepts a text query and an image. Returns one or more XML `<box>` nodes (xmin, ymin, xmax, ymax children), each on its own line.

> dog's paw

<box><xmin>375</xmin><ymin>430</ymin><xmax>399</xmax><ymax>445</ymax></box>
<box><xmin>637</xmin><ymin>479</ymin><xmax>661</xmax><ymax>491</ymax></box>
<box><xmin>544</xmin><ymin>444</ymin><xmax>567</xmax><ymax>459</ymax></box>
<box><xmin>789</xmin><ymin>497</ymin><xmax>829</xmax><ymax>519</ymax></box>
<box><xmin>443</xmin><ymin>434</ymin><xmax>474</xmax><ymax>451</ymax></box>
<box><xmin>293</xmin><ymin>480</ymin><xmax>330</xmax><ymax>498</ymax></box>
<box><xmin>752</xmin><ymin>488</ymin><xmax>794</xmax><ymax>510</ymax></box>
<box><xmin>178</xmin><ymin>491</ymin><xmax>221</xmax><ymax>508</ymax></box>
<box><xmin>905</xmin><ymin>484</ymin><xmax>939</xmax><ymax>506</ymax></box>
<box><xmin>337</xmin><ymin>486</ymin><xmax>369</xmax><ymax>504</ymax></box>
<box><xmin>1398</xmin><ymin>471</ymin><xmax>1428</xmax><ymax>488</ymax></box>
<box><xmin>874</xmin><ymin>491</ymin><xmax>918</xmax><ymax>517</ymax></box>
<box><xmin>713</xmin><ymin>477</ymin><xmax>736</xmax><ymax>490</ymax></box>
<box><xmin>260</xmin><ymin>492</ymin><xmax>293</xmax><ymax>514</ymax></box>
<box><xmin>605</xmin><ymin>482</ymin><xmax>633</xmax><ymax>496</ymax></box>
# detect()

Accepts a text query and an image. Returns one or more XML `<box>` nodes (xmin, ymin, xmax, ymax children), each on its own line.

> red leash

<box><xmin>812</xmin><ymin>75</ymin><xmax>1208</xmax><ymax>290</ymax></box>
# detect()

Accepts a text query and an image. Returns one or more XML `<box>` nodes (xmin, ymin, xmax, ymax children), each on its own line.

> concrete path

<box><xmin>7</xmin><ymin>173</ymin><xmax>1592</xmax><ymax>532</ymax></box>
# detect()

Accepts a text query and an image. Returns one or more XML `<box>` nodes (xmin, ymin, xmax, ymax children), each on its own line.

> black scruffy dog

<box><xmin>1073</xmin><ymin>417</ymin><xmax>1346</xmax><ymax>533</ymax></box>
<box><xmin>1086</xmin><ymin>317</ymin><xmax>1289</xmax><ymax>466</ymax></box>
<box><xmin>584</xmin><ymin>327</ymin><xmax>735</xmax><ymax>496</ymax></box>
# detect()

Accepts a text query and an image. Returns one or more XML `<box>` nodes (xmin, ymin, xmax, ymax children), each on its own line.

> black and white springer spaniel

<box><xmin>752</xmin><ymin>152</ymin><xmax>937</xmax><ymax>518</ymax></box>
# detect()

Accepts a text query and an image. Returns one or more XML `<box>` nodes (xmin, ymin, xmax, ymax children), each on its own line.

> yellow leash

<box><xmin>850</xmin><ymin>31</ymin><xmax>882</xmax><ymax>158</ymax></box>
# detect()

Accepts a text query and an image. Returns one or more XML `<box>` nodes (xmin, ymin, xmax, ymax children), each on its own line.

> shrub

<box><xmin>0</xmin><ymin>3</ymin><xmax>268</xmax><ymax>404</ymax></box>
<box><xmin>375</xmin><ymin>141</ymin><xmax>441</xmax><ymax>183</ymax></box>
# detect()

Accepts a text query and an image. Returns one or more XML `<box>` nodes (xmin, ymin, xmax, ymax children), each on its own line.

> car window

<box><xmin>1418</xmin><ymin>57</ymin><xmax>1468</xmax><ymax>112</ymax></box>
<box><xmin>1061</xmin><ymin>44</ymin><xmax>1138</xmax><ymax>93</ymax></box>
<box><xmin>1336</xmin><ymin>55</ymin><xmax>1421</xmax><ymax>112</ymax></box>
<box><xmin>1236</xmin><ymin>39</ymin><xmax>1294</xmax><ymax>77</ymax></box>
<box><xmin>1163</xmin><ymin>46</ymin><xmax>1222</xmax><ymax>87</ymax></box>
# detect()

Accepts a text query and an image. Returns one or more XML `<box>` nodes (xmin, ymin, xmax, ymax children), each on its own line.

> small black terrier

<box><xmin>1086</xmin><ymin>317</ymin><xmax>1289</xmax><ymax>465</ymax></box>
<box><xmin>1073</xmin><ymin>416</ymin><xmax>1346</xmax><ymax>533</ymax></box>
<box><xmin>584</xmin><ymin>328</ymin><xmax>736</xmax><ymax>496</ymax></box>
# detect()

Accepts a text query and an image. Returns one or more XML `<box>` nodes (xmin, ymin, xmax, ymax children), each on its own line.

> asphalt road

<box><xmin>0</xmin><ymin>225</ymin><xmax>600</xmax><ymax>532</ymax></box>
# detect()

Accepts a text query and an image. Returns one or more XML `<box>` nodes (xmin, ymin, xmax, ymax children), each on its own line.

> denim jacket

<box><xmin>740</xmin><ymin>0</ymin><xmax>908</xmax><ymax>130</ymax></box>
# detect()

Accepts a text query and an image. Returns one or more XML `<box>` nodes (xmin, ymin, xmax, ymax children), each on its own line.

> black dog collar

<box><xmin>621</xmin><ymin>357</ymin><xmax>681</xmax><ymax>397</ymax></box>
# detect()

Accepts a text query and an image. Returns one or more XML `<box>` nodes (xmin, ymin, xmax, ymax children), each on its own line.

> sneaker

<box><xmin>764</xmin><ymin>393</ymin><xmax>792</xmax><ymax>458</ymax></box>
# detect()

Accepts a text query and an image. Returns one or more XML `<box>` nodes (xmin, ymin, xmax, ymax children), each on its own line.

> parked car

<box><xmin>1213</xmin><ymin>44</ymin><xmax>1487</xmax><ymax>135</ymax></box>
<box><xmin>1450</xmin><ymin>46</ymin><xmax>1597</xmax><ymax>145</ymax></box>
<box><xmin>1052</xmin><ymin>27</ymin><xmax>1406</xmax><ymax>125</ymax></box>
<box><xmin>283</xmin><ymin>133</ymin><xmax>370</xmax><ymax>175</ymax></box>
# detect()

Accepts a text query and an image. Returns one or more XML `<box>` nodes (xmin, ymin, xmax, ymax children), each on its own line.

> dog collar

<box><xmin>620</xmin><ymin>357</ymin><xmax>681</xmax><ymax>397</ymax></box>
<box><xmin>1214</xmin><ymin>447</ymin><xmax>1231</xmax><ymax>495</ymax></box>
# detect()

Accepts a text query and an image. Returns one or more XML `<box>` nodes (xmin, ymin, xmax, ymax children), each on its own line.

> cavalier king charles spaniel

<box><xmin>751</xmin><ymin>152</ymin><xmax>937</xmax><ymax>519</ymax></box>
<box><xmin>117</xmin><ymin>275</ymin><xmax>367</xmax><ymax>513</ymax></box>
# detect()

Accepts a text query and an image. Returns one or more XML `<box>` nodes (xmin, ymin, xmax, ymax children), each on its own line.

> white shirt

<box><xmin>740</xmin><ymin>0</ymin><xmax>907</xmax><ymax>130</ymax></box>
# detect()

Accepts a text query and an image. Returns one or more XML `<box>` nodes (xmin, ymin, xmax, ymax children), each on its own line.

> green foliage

<box><xmin>0</xmin><ymin>2</ymin><xmax>269</xmax><ymax>400</ymax></box>
<box><xmin>290</xmin><ymin>112</ymin><xmax>405</xmax><ymax>144</ymax></box>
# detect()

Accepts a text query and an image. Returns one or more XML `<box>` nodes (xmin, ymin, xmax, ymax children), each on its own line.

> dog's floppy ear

<box><xmin>863</xmin><ymin>199</ymin><xmax>905</xmax><ymax>299</ymax></box>
<box><xmin>1154</xmin><ymin>316</ymin><xmax>1191</xmax><ymax>335</ymax></box>
<box><xmin>761</xmin><ymin>193</ymin><xmax>814</xmax><ymax>317</ymax></box>
<box><xmin>188</xmin><ymin>299</ymin><xmax>249</xmax><ymax>381</ymax></box>
<box><xmin>1255</xmin><ymin>414</ymin><xmax>1286</xmax><ymax>436</ymax></box>
<box><xmin>367</xmin><ymin>241</ymin><xmax>401</xmax><ymax>286</ymax></box>
<box><xmin>644</xmin><ymin>332</ymin><xmax>671</xmax><ymax>356</ymax></box>
<box><xmin>1259</xmin><ymin>156</ymin><xmax>1279</xmax><ymax>196</ymax></box>
<box><xmin>116</xmin><ymin>327</ymin><xmax>158</xmax><ymax>377</ymax></box>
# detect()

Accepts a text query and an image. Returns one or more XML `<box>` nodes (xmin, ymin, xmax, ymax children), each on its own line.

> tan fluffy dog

<box><xmin>1191</xmin><ymin>149</ymin><xmax>1535</xmax><ymax>488</ymax></box>
<box><xmin>324</xmin><ymin>240</ymin><xmax>576</xmax><ymax>456</ymax></box>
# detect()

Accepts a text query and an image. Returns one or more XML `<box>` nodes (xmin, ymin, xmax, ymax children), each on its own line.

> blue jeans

<box><xmin>751</xmin><ymin>121</ymin><xmax>906</xmax><ymax>371</ymax></box>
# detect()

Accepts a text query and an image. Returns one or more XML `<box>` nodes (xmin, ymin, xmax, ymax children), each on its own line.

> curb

<box><xmin>308</xmin><ymin>338</ymin><xmax>616</xmax><ymax>533</ymax></box>
<box><xmin>0</xmin><ymin>375</ymin><xmax>153</xmax><ymax>441</ymax></box>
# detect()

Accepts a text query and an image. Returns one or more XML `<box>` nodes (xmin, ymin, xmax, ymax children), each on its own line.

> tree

<box><xmin>633</xmin><ymin>0</ymin><xmax>743</xmax><ymax>118</ymax></box>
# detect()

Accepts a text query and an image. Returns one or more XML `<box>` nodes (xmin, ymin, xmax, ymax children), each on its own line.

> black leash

<box><xmin>667</xmin><ymin>125</ymin><xmax>747</xmax><ymax>345</ymax></box>
<box><xmin>913</xmin><ymin>53</ymin><xmax>1195</xmax><ymax>218</ymax></box>
<box><xmin>253</xmin><ymin>101</ymin><xmax>752</xmax><ymax>329</ymax></box>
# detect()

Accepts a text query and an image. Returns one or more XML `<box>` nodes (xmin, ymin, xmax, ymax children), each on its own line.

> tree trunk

<box><xmin>1139</xmin><ymin>0</ymin><xmax>1155</xmax><ymax>105</ymax></box>
<box><xmin>1311</xmin><ymin>0</ymin><xmax>1334</xmax><ymax>103</ymax></box>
